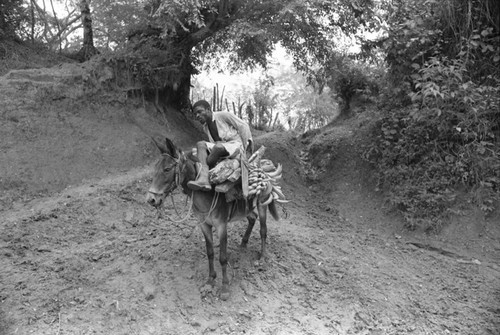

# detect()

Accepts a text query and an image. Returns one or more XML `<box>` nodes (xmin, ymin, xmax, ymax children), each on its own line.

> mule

<box><xmin>146</xmin><ymin>137</ymin><xmax>279</xmax><ymax>300</ymax></box>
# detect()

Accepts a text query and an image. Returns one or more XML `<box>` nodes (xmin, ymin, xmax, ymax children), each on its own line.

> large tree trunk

<box><xmin>126</xmin><ymin>0</ymin><xmax>238</xmax><ymax>113</ymax></box>
<box><xmin>155</xmin><ymin>46</ymin><xmax>196</xmax><ymax>113</ymax></box>
<box><xmin>157</xmin><ymin>71</ymin><xmax>192</xmax><ymax>113</ymax></box>
<box><xmin>159</xmin><ymin>1</ymin><xmax>238</xmax><ymax>113</ymax></box>
<box><xmin>76</xmin><ymin>0</ymin><xmax>98</xmax><ymax>61</ymax></box>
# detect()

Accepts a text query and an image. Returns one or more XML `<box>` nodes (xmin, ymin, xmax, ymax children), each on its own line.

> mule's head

<box><xmin>146</xmin><ymin>137</ymin><xmax>182</xmax><ymax>208</ymax></box>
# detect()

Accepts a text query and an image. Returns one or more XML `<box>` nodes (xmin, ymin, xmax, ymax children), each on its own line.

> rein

<box><xmin>165</xmin><ymin>193</ymin><xmax>193</xmax><ymax>223</ymax></box>
<box><xmin>151</xmin><ymin>152</ymin><xmax>194</xmax><ymax>223</ymax></box>
<box><xmin>152</xmin><ymin>152</ymin><xmax>220</xmax><ymax>225</ymax></box>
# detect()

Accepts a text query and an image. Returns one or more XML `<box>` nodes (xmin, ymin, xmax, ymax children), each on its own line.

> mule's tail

<box><xmin>269</xmin><ymin>201</ymin><xmax>280</xmax><ymax>221</ymax></box>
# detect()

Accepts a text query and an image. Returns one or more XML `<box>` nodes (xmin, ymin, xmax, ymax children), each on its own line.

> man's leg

<box><xmin>207</xmin><ymin>143</ymin><xmax>229</xmax><ymax>168</ymax></box>
<box><xmin>188</xmin><ymin>141</ymin><xmax>212</xmax><ymax>191</ymax></box>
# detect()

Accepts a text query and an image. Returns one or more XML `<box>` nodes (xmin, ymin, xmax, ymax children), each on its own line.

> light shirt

<box><xmin>203</xmin><ymin>111</ymin><xmax>253</xmax><ymax>156</ymax></box>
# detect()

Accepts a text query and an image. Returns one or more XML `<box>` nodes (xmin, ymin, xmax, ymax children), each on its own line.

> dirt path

<box><xmin>2</xmin><ymin>51</ymin><xmax>498</xmax><ymax>335</ymax></box>
<box><xmin>1</xmin><ymin>146</ymin><xmax>499</xmax><ymax>335</ymax></box>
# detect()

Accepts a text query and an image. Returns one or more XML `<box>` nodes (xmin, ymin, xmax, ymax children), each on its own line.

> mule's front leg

<box><xmin>200</xmin><ymin>222</ymin><xmax>216</xmax><ymax>284</ymax></box>
<box><xmin>216</xmin><ymin>222</ymin><xmax>230</xmax><ymax>301</ymax></box>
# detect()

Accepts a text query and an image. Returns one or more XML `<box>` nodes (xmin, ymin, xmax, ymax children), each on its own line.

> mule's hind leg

<box><xmin>200</xmin><ymin>222</ymin><xmax>216</xmax><ymax>284</ymax></box>
<box><xmin>241</xmin><ymin>212</ymin><xmax>257</xmax><ymax>248</ymax></box>
<box><xmin>257</xmin><ymin>205</ymin><xmax>268</xmax><ymax>260</ymax></box>
<box><xmin>216</xmin><ymin>222</ymin><xmax>230</xmax><ymax>300</ymax></box>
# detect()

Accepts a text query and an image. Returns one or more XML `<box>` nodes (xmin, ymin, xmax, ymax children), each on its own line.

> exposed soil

<box><xmin>1</xmin><ymin>60</ymin><xmax>499</xmax><ymax>335</ymax></box>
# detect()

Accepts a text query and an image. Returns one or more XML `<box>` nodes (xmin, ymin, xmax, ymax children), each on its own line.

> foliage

<box><xmin>192</xmin><ymin>57</ymin><xmax>339</xmax><ymax>132</ymax></box>
<box><xmin>2</xmin><ymin>0</ymin><xmax>378</xmax><ymax>110</ymax></box>
<box><xmin>105</xmin><ymin>34</ymin><xmax>187</xmax><ymax>92</ymax></box>
<box><xmin>372</xmin><ymin>0</ymin><xmax>499</xmax><ymax>89</ymax></box>
<box><xmin>293</xmin><ymin>90</ymin><xmax>336</xmax><ymax>132</ymax></box>
<box><xmin>5</xmin><ymin>1</ymin><xmax>146</xmax><ymax>53</ymax></box>
<box><xmin>11</xmin><ymin>0</ymin><xmax>77</xmax><ymax>51</ymax></box>
<box><xmin>318</xmin><ymin>55</ymin><xmax>379</xmax><ymax>116</ymax></box>
<box><xmin>250</xmin><ymin>75</ymin><xmax>278</xmax><ymax>130</ymax></box>
<box><xmin>192</xmin><ymin>0</ymin><xmax>374</xmax><ymax>75</ymax></box>
<box><xmin>124</xmin><ymin>0</ymin><xmax>377</xmax><ymax>109</ymax></box>
<box><xmin>365</xmin><ymin>56</ymin><xmax>500</xmax><ymax>229</ymax></box>
<box><xmin>90</xmin><ymin>0</ymin><xmax>148</xmax><ymax>51</ymax></box>
<box><xmin>267</xmin><ymin>63</ymin><xmax>338</xmax><ymax>132</ymax></box>
<box><xmin>360</xmin><ymin>0</ymin><xmax>500</xmax><ymax>229</ymax></box>
<box><xmin>0</xmin><ymin>0</ymin><xmax>27</xmax><ymax>39</ymax></box>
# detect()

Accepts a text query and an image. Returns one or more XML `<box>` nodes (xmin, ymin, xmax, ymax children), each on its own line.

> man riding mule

<box><xmin>188</xmin><ymin>99</ymin><xmax>253</xmax><ymax>192</ymax></box>
<box><xmin>145</xmin><ymin>137</ymin><xmax>281</xmax><ymax>300</ymax></box>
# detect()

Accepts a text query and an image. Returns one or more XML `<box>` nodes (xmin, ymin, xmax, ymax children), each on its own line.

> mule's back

<box><xmin>186</xmin><ymin>151</ymin><xmax>279</xmax><ymax>223</ymax></box>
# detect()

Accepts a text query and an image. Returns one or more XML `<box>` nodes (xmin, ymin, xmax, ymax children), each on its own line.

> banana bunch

<box><xmin>247</xmin><ymin>159</ymin><xmax>288</xmax><ymax>205</ymax></box>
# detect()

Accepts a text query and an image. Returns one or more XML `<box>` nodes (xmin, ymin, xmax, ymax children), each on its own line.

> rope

<box><xmin>183</xmin><ymin>161</ymin><xmax>220</xmax><ymax>225</ymax></box>
<box><xmin>207</xmin><ymin>191</ymin><xmax>220</xmax><ymax>217</ymax></box>
<box><xmin>152</xmin><ymin>152</ymin><xmax>194</xmax><ymax>225</ymax></box>
<box><xmin>168</xmin><ymin>193</ymin><xmax>193</xmax><ymax>223</ymax></box>
<box><xmin>153</xmin><ymin>155</ymin><xmax>220</xmax><ymax>226</ymax></box>
<box><xmin>171</xmin><ymin>193</ymin><xmax>181</xmax><ymax>217</ymax></box>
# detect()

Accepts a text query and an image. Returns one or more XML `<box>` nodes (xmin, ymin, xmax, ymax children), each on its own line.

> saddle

<box><xmin>191</xmin><ymin>145</ymin><xmax>285</xmax><ymax>204</ymax></box>
<box><xmin>208</xmin><ymin>153</ymin><xmax>245</xmax><ymax>202</ymax></box>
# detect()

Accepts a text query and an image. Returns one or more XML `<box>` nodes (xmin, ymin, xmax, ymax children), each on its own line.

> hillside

<box><xmin>0</xmin><ymin>45</ymin><xmax>499</xmax><ymax>335</ymax></box>
<box><xmin>0</xmin><ymin>57</ymin><xmax>203</xmax><ymax>212</ymax></box>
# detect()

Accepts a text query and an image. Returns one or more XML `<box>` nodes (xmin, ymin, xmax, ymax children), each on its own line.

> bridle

<box><xmin>147</xmin><ymin>151</ymin><xmax>197</xmax><ymax>224</ymax></box>
<box><xmin>148</xmin><ymin>150</ymin><xmax>219</xmax><ymax>224</ymax></box>
<box><xmin>148</xmin><ymin>152</ymin><xmax>185</xmax><ymax>199</ymax></box>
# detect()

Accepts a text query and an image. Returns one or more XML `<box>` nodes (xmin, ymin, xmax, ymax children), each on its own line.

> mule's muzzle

<box><xmin>147</xmin><ymin>196</ymin><xmax>162</xmax><ymax>207</ymax></box>
<box><xmin>146</xmin><ymin>191</ymin><xmax>164</xmax><ymax>208</ymax></box>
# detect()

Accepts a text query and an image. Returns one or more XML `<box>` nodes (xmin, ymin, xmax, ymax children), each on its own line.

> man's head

<box><xmin>192</xmin><ymin>100</ymin><xmax>212</xmax><ymax>124</ymax></box>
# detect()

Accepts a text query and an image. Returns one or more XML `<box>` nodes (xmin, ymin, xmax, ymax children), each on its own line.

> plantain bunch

<box><xmin>247</xmin><ymin>155</ymin><xmax>288</xmax><ymax>205</ymax></box>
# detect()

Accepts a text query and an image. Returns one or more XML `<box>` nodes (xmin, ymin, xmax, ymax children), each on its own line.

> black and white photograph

<box><xmin>1</xmin><ymin>1</ymin><xmax>499</xmax><ymax>334</ymax></box>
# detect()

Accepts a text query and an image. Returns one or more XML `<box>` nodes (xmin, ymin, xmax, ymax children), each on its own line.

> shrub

<box><xmin>322</xmin><ymin>56</ymin><xmax>381</xmax><ymax>117</ymax></box>
<box><xmin>0</xmin><ymin>0</ymin><xmax>27</xmax><ymax>39</ymax></box>
<box><xmin>375</xmin><ymin>0</ymin><xmax>500</xmax><ymax>106</ymax></box>
<box><xmin>366</xmin><ymin>57</ymin><xmax>499</xmax><ymax>230</ymax></box>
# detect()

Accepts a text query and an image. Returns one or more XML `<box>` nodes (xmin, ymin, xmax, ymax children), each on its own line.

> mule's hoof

<box><xmin>220</xmin><ymin>287</ymin><xmax>230</xmax><ymax>301</ymax></box>
<box><xmin>254</xmin><ymin>259</ymin><xmax>268</xmax><ymax>271</ymax></box>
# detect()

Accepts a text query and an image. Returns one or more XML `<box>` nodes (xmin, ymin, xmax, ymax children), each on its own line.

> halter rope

<box><xmin>153</xmin><ymin>152</ymin><xmax>220</xmax><ymax>225</ymax></box>
<box><xmin>152</xmin><ymin>152</ymin><xmax>194</xmax><ymax>223</ymax></box>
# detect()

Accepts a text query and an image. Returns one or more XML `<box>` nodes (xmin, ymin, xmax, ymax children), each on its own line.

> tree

<box><xmin>0</xmin><ymin>0</ymin><xmax>27</xmax><ymax>39</ymax></box>
<box><xmin>363</xmin><ymin>0</ymin><xmax>500</xmax><ymax>87</ymax></box>
<box><xmin>252</xmin><ymin>75</ymin><xmax>278</xmax><ymax>129</ymax></box>
<box><xmin>320</xmin><ymin>55</ymin><xmax>375</xmax><ymax>118</ymax></box>
<box><xmin>124</xmin><ymin>0</ymin><xmax>374</xmax><ymax>112</ymax></box>
<box><xmin>361</xmin><ymin>0</ymin><xmax>500</xmax><ymax>228</ymax></box>
<box><xmin>90</xmin><ymin>0</ymin><xmax>148</xmax><ymax>50</ymax></box>
<box><xmin>76</xmin><ymin>0</ymin><xmax>98</xmax><ymax>61</ymax></box>
<box><xmin>289</xmin><ymin>87</ymin><xmax>337</xmax><ymax>132</ymax></box>
<box><xmin>23</xmin><ymin>0</ymin><xmax>82</xmax><ymax>51</ymax></box>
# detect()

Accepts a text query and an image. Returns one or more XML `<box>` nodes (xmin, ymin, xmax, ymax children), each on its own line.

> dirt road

<box><xmin>1</xmin><ymin>149</ymin><xmax>499</xmax><ymax>334</ymax></box>
<box><xmin>1</xmin><ymin>49</ymin><xmax>499</xmax><ymax>335</ymax></box>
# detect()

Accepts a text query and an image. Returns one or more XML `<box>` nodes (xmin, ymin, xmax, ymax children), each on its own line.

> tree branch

<box><xmin>187</xmin><ymin>0</ymin><xmax>240</xmax><ymax>45</ymax></box>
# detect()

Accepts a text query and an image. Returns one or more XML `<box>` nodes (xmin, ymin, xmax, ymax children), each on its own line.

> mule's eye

<box><xmin>163</xmin><ymin>167</ymin><xmax>171</xmax><ymax>172</ymax></box>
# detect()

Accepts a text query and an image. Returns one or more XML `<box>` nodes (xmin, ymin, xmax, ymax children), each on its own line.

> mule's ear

<box><xmin>151</xmin><ymin>137</ymin><xmax>167</xmax><ymax>154</ymax></box>
<box><xmin>164</xmin><ymin>137</ymin><xmax>178</xmax><ymax>158</ymax></box>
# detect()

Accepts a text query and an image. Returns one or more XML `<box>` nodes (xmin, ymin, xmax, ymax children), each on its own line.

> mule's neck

<box><xmin>179</xmin><ymin>155</ymin><xmax>197</xmax><ymax>195</ymax></box>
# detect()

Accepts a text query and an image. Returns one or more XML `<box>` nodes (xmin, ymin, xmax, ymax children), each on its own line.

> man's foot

<box><xmin>188</xmin><ymin>180</ymin><xmax>212</xmax><ymax>191</ymax></box>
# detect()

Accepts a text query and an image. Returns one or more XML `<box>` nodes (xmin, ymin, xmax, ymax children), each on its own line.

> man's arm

<box><xmin>218</xmin><ymin>112</ymin><xmax>253</xmax><ymax>151</ymax></box>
